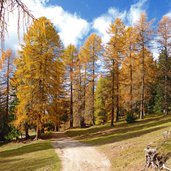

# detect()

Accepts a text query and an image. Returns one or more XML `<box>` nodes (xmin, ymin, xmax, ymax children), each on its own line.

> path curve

<box><xmin>52</xmin><ymin>136</ymin><xmax>111</xmax><ymax>171</ymax></box>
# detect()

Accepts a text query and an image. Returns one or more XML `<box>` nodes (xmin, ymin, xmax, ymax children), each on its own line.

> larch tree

<box><xmin>0</xmin><ymin>49</ymin><xmax>14</xmax><ymax>140</ymax></box>
<box><xmin>14</xmin><ymin>17</ymin><xmax>63</xmax><ymax>139</ymax></box>
<box><xmin>134</xmin><ymin>49</ymin><xmax>156</xmax><ymax>114</ymax></box>
<box><xmin>4</xmin><ymin>50</ymin><xmax>13</xmax><ymax>120</ymax></box>
<box><xmin>64</xmin><ymin>44</ymin><xmax>78</xmax><ymax>128</ymax></box>
<box><xmin>79</xmin><ymin>47</ymin><xmax>88</xmax><ymax>125</ymax></box>
<box><xmin>48</xmin><ymin>43</ymin><xmax>64</xmax><ymax>131</ymax></box>
<box><xmin>105</xmin><ymin>18</ymin><xmax>126</xmax><ymax>126</ymax></box>
<box><xmin>80</xmin><ymin>33</ymin><xmax>102</xmax><ymax>125</ymax></box>
<box><xmin>73</xmin><ymin>56</ymin><xmax>84</xmax><ymax>127</ymax></box>
<box><xmin>120</xmin><ymin>27</ymin><xmax>137</xmax><ymax>115</ymax></box>
<box><xmin>158</xmin><ymin>16</ymin><xmax>171</xmax><ymax>115</ymax></box>
<box><xmin>135</xmin><ymin>13</ymin><xmax>153</xmax><ymax>119</ymax></box>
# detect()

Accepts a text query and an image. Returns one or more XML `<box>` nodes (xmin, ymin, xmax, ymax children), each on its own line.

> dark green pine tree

<box><xmin>153</xmin><ymin>50</ymin><xmax>171</xmax><ymax>114</ymax></box>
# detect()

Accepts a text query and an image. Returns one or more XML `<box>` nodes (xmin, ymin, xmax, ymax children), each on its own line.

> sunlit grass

<box><xmin>66</xmin><ymin>114</ymin><xmax>169</xmax><ymax>145</ymax></box>
<box><xmin>0</xmin><ymin>140</ymin><xmax>61</xmax><ymax>171</ymax></box>
<box><xmin>66</xmin><ymin>114</ymin><xmax>171</xmax><ymax>170</ymax></box>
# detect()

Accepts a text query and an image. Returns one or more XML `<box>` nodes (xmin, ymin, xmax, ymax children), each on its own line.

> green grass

<box><xmin>66</xmin><ymin>114</ymin><xmax>171</xmax><ymax>170</ymax></box>
<box><xmin>0</xmin><ymin>140</ymin><xmax>61</xmax><ymax>171</ymax></box>
<box><xmin>66</xmin><ymin>114</ymin><xmax>171</xmax><ymax>145</ymax></box>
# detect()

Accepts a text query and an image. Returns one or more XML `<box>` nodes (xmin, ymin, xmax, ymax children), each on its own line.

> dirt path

<box><xmin>51</xmin><ymin>135</ymin><xmax>111</xmax><ymax>171</ymax></box>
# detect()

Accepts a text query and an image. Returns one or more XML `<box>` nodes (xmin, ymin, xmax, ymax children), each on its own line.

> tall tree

<box><xmin>105</xmin><ymin>18</ymin><xmax>126</xmax><ymax>126</ymax></box>
<box><xmin>79</xmin><ymin>48</ymin><xmax>88</xmax><ymax>126</ymax></box>
<box><xmin>73</xmin><ymin>56</ymin><xmax>84</xmax><ymax>127</ymax></box>
<box><xmin>122</xmin><ymin>27</ymin><xmax>137</xmax><ymax>114</ymax></box>
<box><xmin>157</xmin><ymin>16</ymin><xmax>171</xmax><ymax>115</ymax></box>
<box><xmin>135</xmin><ymin>13</ymin><xmax>153</xmax><ymax>119</ymax></box>
<box><xmin>80</xmin><ymin>33</ymin><xmax>102</xmax><ymax>125</ymax></box>
<box><xmin>14</xmin><ymin>17</ymin><xmax>63</xmax><ymax>139</ymax></box>
<box><xmin>0</xmin><ymin>49</ymin><xmax>14</xmax><ymax>140</ymax></box>
<box><xmin>64</xmin><ymin>45</ymin><xmax>78</xmax><ymax>128</ymax></box>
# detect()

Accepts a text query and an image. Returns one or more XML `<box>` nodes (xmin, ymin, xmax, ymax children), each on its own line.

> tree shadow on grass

<box><xmin>0</xmin><ymin>141</ymin><xmax>51</xmax><ymax>158</ymax></box>
<box><xmin>79</xmin><ymin>116</ymin><xmax>171</xmax><ymax>140</ymax></box>
<box><xmin>66</xmin><ymin>115</ymin><xmax>165</xmax><ymax>138</ymax></box>
<box><xmin>83</xmin><ymin>126</ymin><xmax>167</xmax><ymax>146</ymax></box>
<box><xmin>0</xmin><ymin>156</ymin><xmax>60</xmax><ymax>171</ymax></box>
<box><xmin>0</xmin><ymin>158</ymin><xmax>22</xmax><ymax>163</ymax></box>
<box><xmin>58</xmin><ymin>116</ymin><xmax>171</xmax><ymax>148</ymax></box>
<box><xmin>52</xmin><ymin>126</ymin><xmax>167</xmax><ymax>149</ymax></box>
<box><xmin>51</xmin><ymin>125</ymin><xmax>168</xmax><ymax>149</ymax></box>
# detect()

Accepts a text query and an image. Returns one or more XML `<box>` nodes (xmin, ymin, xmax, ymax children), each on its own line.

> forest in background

<box><xmin>0</xmin><ymin>9</ymin><xmax>171</xmax><ymax>140</ymax></box>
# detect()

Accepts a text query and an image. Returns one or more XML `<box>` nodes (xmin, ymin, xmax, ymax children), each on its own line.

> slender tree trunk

<box><xmin>55</xmin><ymin>125</ymin><xmax>58</xmax><ymax>131</ymax></box>
<box><xmin>35</xmin><ymin>116</ymin><xmax>41</xmax><ymax>140</ymax></box>
<box><xmin>6</xmin><ymin>55</ymin><xmax>10</xmax><ymax>120</ymax></box>
<box><xmin>130</xmin><ymin>52</ymin><xmax>133</xmax><ymax>115</ymax></box>
<box><xmin>92</xmin><ymin>54</ymin><xmax>95</xmax><ymax>125</ymax></box>
<box><xmin>164</xmin><ymin>47</ymin><xmax>168</xmax><ymax>115</ymax></box>
<box><xmin>41</xmin><ymin>126</ymin><xmax>44</xmax><ymax>134</ymax></box>
<box><xmin>70</xmin><ymin>54</ymin><xmax>74</xmax><ymax>128</ymax></box>
<box><xmin>36</xmin><ymin>60</ymin><xmax>43</xmax><ymax>140</ymax></box>
<box><xmin>116</xmin><ymin>61</ymin><xmax>119</xmax><ymax>122</ymax></box>
<box><xmin>78</xmin><ymin>61</ymin><xmax>83</xmax><ymax>127</ymax></box>
<box><xmin>140</xmin><ymin>45</ymin><xmax>145</xmax><ymax>119</ymax></box>
<box><xmin>70</xmin><ymin>76</ymin><xmax>73</xmax><ymax>128</ymax></box>
<box><xmin>111</xmin><ymin>59</ymin><xmax>115</xmax><ymax>127</ymax></box>
<box><xmin>83</xmin><ymin>65</ymin><xmax>87</xmax><ymax>119</ymax></box>
<box><xmin>25</xmin><ymin>123</ymin><xmax>29</xmax><ymax>140</ymax></box>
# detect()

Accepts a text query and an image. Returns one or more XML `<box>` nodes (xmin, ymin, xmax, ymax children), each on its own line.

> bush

<box><xmin>44</xmin><ymin>122</ymin><xmax>55</xmax><ymax>131</ymax></box>
<box><xmin>126</xmin><ymin>113</ymin><xmax>137</xmax><ymax>123</ymax></box>
<box><xmin>60</xmin><ymin>113</ymin><xmax>69</xmax><ymax>123</ymax></box>
<box><xmin>4</xmin><ymin>125</ymin><xmax>20</xmax><ymax>140</ymax></box>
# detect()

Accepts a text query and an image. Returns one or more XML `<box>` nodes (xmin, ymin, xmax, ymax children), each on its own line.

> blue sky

<box><xmin>6</xmin><ymin>0</ymin><xmax>171</xmax><ymax>55</ymax></box>
<box><xmin>47</xmin><ymin>0</ymin><xmax>171</xmax><ymax>23</ymax></box>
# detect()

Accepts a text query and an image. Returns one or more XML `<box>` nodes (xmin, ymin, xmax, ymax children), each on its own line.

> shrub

<box><xmin>5</xmin><ymin>125</ymin><xmax>20</xmax><ymax>140</ymax></box>
<box><xmin>60</xmin><ymin>113</ymin><xmax>69</xmax><ymax>123</ymax></box>
<box><xmin>126</xmin><ymin>113</ymin><xmax>137</xmax><ymax>123</ymax></box>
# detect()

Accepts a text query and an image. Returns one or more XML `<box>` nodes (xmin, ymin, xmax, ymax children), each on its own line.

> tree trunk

<box><xmin>55</xmin><ymin>125</ymin><xmax>58</xmax><ymax>132</ymax></box>
<box><xmin>70</xmin><ymin>78</ymin><xmax>73</xmax><ymax>128</ymax></box>
<box><xmin>35</xmin><ymin>127</ymin><xmax>41</xmax><ymax>140</ymax></box>
<box><xmin>83</xmin><ymin>65</ymin><xmax>87</xmax><ymax>121</ymax></box>
<box><xmin>116</xmin><ymin>61</ymin><xmax>119</xmax><ymax>122</ymax></box>
<box><xmin>41</xmin><ymin>126</ymin><xmax>44</xmax><ymax>134</ymax></box>
<box><xmin>164</xmin><ymin>47</ymin><xmax>168</xmax><ymax>115</ymax></box>
<box><xmin>140</xmin><ymin>45</ymin><xmax>145</xmax><ymax>119</ymax></box>
<box><xmin>70</xmin><ymin>54</ymin><xmax>74</xmax><ymax>128</ymax></box>
<box><xmin>6</xmin><ymin>55</ymin><xmax>10</xmax><ymax>121</ymax></box>
<box><xmin>35</xmin><ymin>117</ymin><xmax>41</xmax><ymax>140</ymax></box>
<box><xmin>25</xmin><ymin>123</ymin><xmax>30</xmax><ymax>140</ymax></box>
<box><xmin>92</xmin><ymin>53</ymin><xmax>95</xmax><ymax>125</ymax></box>
<box><xmin>111</xmin><ymin>59</ymin><xmax>115</xmax><ymax>127</ymax></box>
<box><xmin>130</xmin><ymin>53</ymin><xmax>133</xmax><ymax>115</ymax></box>
<box><xmin>78</xmin><ymin>60</ymin><xmax>83</xmax><ymax>128</ymax></box>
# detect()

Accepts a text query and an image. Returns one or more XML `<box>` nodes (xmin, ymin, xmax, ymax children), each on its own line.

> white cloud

<box><xmin>5</xmin><ymin>0</ymin><xmax>90</xmax><ymax>50</ymax></box>
<box><xmin>127</xmin><ymin>0</ymin><xmax>147</xmax><ymax>25</ymax></box>
<box><xmin>165</xmin><ymin>12</ymin><xmax>171</xmax><ymax>18</ymax></box>
<box><xmin>151</xmin><ymin>40</ymin><xmax>159</xmax><ymax>60</ymax></box>
<box><xmin>93</xmin><ymin>8</ymin><xmax>127</xmax><ymax>44</ymax></box>
<box><xmin>92</xmin><ymin>0</ymin><xmax>148</xmax><ymax>45</ymax></box>
<box><xmin>5</xmin><ymin>0</ymin><xmax>149</xmax><ymax>52</ymax></box>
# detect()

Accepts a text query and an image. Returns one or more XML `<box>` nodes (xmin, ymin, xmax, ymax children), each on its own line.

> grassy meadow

<box><xmin>66</xmin><ymin>114</ymin><xmax>171</xmax><ymax>170</ymax></box>
<box><xmin>0</xmin><ymin>140</ymin><xmax>61</xmax><ymax>171</ymax></box>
